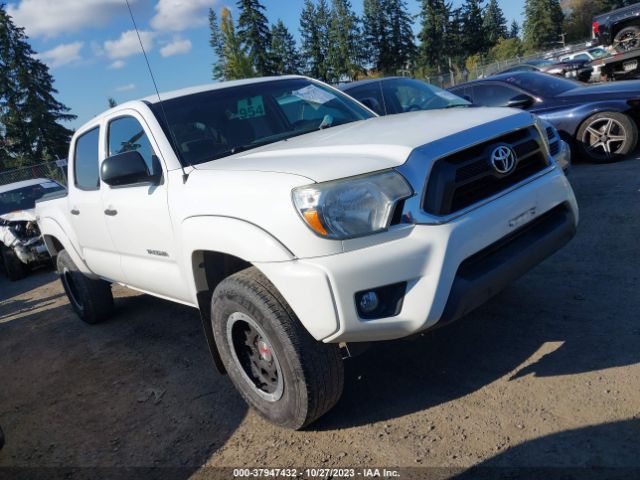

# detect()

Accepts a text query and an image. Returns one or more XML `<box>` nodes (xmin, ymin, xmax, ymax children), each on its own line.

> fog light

<box><xmin>358</xmin><ymin>291</ymin><xmax>379</xmax><ymax>314</ymax></box>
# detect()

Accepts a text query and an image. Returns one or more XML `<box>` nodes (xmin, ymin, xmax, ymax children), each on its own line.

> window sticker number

<box><xmin>236</xmin><ymin>96</ymin><xmax>265</xmax><ymax>119</ymax></box>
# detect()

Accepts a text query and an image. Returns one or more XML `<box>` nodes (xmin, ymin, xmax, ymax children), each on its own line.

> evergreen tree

<box><xmin>523</xmin><ymin>0</ymin><xmax>565</xmax><ymax>52</ymax></box>
<box><xmin>299</xmin><ymin>0</ymin><xmax>331</xmax><ymax>81</ymax></box>
<box><xmin>362</xmin><ymin>0</ymin><xmax>390</xmax><ymax>72</ymax></box>
<box><xmin>418</xmin><ymin>0</ymin><xmax>449</xmax><ymax>73</ymax></box>
<box><xmin>236</xmin><ymin>0</ymin><xmax>272</xmax><ymax>75</ymax></box>
<box><xmin>385</xmin><ymin>0</ymin><xmax>416</xmax><ymax>73</ymax></box>
<box><xmin>483</xmin><ymin>0</ymin><xmax>508</xmax><ymax>47</ymax></box>
<box><xmin>269</xmin><ymin>20</ymin><xmax>303</xmax><ymax>75</ymax></box>
<box><xmin>328</xmin><ymin>0</ymin><xmax>363</xmax><ymax>81</ymax></box>
<box><xmin>0</xmin><ymin>5</ymin><xmax>74</xmax><ymax>168</ymax></box>
<box><xmin>461</xmin><ymin>0</ymin><xmax>487</xmax><ymax>56</ymax></box>
<box><xmin>509</xmin><ymin>19</ymin><xmax>520</xmax><ymax>39</ymax></box>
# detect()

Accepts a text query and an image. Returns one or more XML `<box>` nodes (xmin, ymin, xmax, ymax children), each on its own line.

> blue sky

<box><xmin>6</xmin><ymin>0</ymin><xmax>525</xmax><ymax>129</ymax></box>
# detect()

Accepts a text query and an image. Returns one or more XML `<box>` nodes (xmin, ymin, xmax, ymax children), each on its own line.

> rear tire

<box><xmin>576</xmin><ymin>112</ymin><xmax>638</xmax><ymax>163</ymax></box>
<box><xmin>614</xmin><ymin>25</ymin><xmax>640</xmax><ymax>53</ymax></box>
<box><xmin>57</xmin><ymin>249</ymin><xmax>114</xmax><ymax>324</ymax></box>
<box><xmin>211</xmin><ymin>267</ymin><xmax>344</xmax><ymax>429</ymax></box>
<box><xmin>1</xmin><ymin>244</ymin><xmax>27</xmax><ymax>281</ymax></box>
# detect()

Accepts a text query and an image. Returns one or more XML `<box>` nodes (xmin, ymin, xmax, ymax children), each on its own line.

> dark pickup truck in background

<box><xmin>593</xmin><ymin>3</ymin><xmax>640</xmax><ymax>52</ymax></box>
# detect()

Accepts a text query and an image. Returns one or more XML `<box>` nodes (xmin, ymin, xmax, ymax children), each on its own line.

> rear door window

<box><xmin>74</xmin><ymin>127</ymin><xmax>100</xmax><ymax>190</ymax></box>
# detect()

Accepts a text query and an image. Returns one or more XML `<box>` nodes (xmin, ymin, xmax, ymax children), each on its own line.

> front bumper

<box><xmin>260</xmin><ymin>168</ymin><xmax>577</xmax><ymax>343</ymax></box>
<box><xmin>554</xmin><ymin>140</ymin><xmax>571</xmax><ymax>173</ymax></box>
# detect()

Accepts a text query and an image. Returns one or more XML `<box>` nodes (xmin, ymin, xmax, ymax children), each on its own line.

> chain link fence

<box><xmin>423</xmin><ymin>41</ymin><xmax>598</xmax><ymax>89</ymax></box>
<box><xmin>0</xmin><ymin>160</ymin><xmax>67</xmax><ymax>187</ymax></box>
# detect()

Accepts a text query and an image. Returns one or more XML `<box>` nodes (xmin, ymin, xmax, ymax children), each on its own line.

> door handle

<box><xmin>70</xmin><ymin>208</ymin><xmax>80</xmax><ymax>215</ymax></box>
<box><xmin>104</xmin><ymin>208</ymin><xmax>118</xmax><ymax>216</ymax></box>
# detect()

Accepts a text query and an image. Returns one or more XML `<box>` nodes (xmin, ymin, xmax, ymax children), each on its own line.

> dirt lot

<box><xmin>0</xmin><ymin>158</ymin><xmax>639</xmax><ymax>475</ymax></box>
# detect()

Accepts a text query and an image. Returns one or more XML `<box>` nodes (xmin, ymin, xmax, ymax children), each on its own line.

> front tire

<box><xmin>576</xmin><ymin>112</ymin><xmax>638</xmax><ymax>163</ymax></box>
<box><xmin>211</xmin><ymin>267</ymin><xmax>344</xmax><ymax>429</ymax></box>
<box><xmin>57</xmin><ymin>249</ymin><xmax>114</xmax><ymax>324</ymax></box>
<box><xmin>1</xmin><ymin>244</ymin><xmax>27</xmax><ymax>281</ymax></box>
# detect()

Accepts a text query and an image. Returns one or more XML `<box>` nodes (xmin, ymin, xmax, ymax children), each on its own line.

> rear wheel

<box><xmin>211</xmin><ymin>267</ymin><xmax>344</xmax><ymax>429</ymax></box>
<box><xmin>1</xmin><ymin>245</ymin><xmax>27</xmax><ymax>281</ymax></box>
<box><xmin>576</xmin><ymin>112</ymin><xmax>638</xmax><ymax>163</ymax></box>
<box><xmin>57</xmin><ymin>250</ymin><xmax>114</xmax><ymax>324</ymax></box>
<box><xmin>614</xmin><ymin>26</ymin><xmax>640</xmax><ymax>53</ymax></box>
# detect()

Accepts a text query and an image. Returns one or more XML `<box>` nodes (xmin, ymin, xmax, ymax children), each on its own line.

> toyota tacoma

<box><xmin>35</xmin><ymin>76</ymin><xmax>578</xmax><ymax>429</ymax></box>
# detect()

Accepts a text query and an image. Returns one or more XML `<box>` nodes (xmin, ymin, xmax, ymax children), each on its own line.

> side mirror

<box><xmin>101</xmin><ymin>151</ymin><xmax>159</xmax><ymax>186</ymax></box>
<box><xmin>360</xmin><ymin>97</ymin><xmax>383</xmax><ymax>114</ymax></box>
<box><xmin>506</xmin><ymin>94</ymin><xmax>534</xmax><ymax>109</ymax></box>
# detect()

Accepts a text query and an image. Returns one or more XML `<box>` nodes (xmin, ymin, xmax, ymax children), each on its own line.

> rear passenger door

<box><xmin>67</xmin><ymin>125</ymin><xmax>124</xmax><ymax>282</ymax></box>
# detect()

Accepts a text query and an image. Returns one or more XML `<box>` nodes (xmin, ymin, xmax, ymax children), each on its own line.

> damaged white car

<box><xmin>0</xmin><ymin>178</ymin><xmax>66</xmax><ymax>280</ymax></box>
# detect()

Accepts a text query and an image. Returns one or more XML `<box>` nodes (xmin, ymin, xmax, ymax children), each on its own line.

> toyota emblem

<box><xmin>490</xmin><ymin>145</ymin><xmax>517</xmax><ymax>174</ymax></box>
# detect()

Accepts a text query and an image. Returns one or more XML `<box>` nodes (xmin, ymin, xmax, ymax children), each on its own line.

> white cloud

<box><xmin>108</xmin><ymin>60</ymin><xmax>126</xmax><ymax>69</ymax></box>
<box><xmin>35</xmin><ymin>41</ymin><xmax>84</xmax><ymax>68</ymax></box>
<box><xmin>160</xmin><ymin>37</ymin><xmax>192</xmax><ymax>57</ymax></box>
<box><xmin>150</xmin><ymin>0</ymin><xmax>216</xmax><ymax>32</ymax></box>
<box><xmin>115</xmin><ymin>83</ymin><xmax>136</xmax><ymax>92</ymax></box>
<box><xmin>103</xmin><ymin>30</ymin><xmax>155</xmax><ymax>60</ymax></box>
<box><xmin>7</xmin><ymin>0</ymin><xmax>129</xmax><ymax>38</ymax></box>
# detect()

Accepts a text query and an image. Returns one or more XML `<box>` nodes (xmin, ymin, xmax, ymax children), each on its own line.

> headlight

<box><xmin>292</xmin><ymin>171</ymin><xmax>413</xmax><ymax>239</ymax></box>
<box><xmin>534</xmin><ymin>115</ymin><xmax>552</xmax><ymax>154</ymax></box>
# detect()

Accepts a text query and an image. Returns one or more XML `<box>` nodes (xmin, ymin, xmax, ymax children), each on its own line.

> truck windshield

<box><xmin>0</xmin><ymin>182</ymin><xmax>65</xmax><ymax>215</ymax></box>
<box><xmin>150</xmin><ymin>78</ymin><xmax>374</xmax><ymax>166</ymax></box>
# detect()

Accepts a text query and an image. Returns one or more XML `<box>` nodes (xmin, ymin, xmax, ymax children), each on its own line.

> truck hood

<box><xmin>0</xmin><ymin>209</ymin><xmax>37</xmax><ymax>223</ymax></box>
<box><xmin>194</xmin><ymin>107</ymin><xmax>523</xmax><ymax>182</ymax></box>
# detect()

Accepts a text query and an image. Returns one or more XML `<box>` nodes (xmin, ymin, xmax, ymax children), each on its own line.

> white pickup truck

<box><xmin>36</xmin><ymin>76</ymin><xmax>578</xmax><ymax>429</ymax></box>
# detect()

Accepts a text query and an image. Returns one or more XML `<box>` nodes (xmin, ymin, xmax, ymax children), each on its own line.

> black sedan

<box><xmin>449</xmin><ymin>71</ymin><xmax>640</xmax><ymax>162</ymax></box>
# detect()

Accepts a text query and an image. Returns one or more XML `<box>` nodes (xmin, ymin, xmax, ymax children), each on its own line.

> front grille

<box><xmin>423</xmin><ymin>126</ymin><xmax>550</xmax><ymax>216</ymax></box>
<box><xmin>549</xmin><ymin>140</ymin><xmax>560</xmax><ymax>156</ymax></box>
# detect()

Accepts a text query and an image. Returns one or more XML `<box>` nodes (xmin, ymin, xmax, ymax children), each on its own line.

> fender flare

<box><xmin>38</xmin><ymin>216</ymin><xmax>96</xmax><ymax>277</ymax></box>
<box><xmin>181</xmin><ymin>216</ymin><xmax>339</xmax><ymax>342</ymax></box>
<box><xmin>180</xmin><ymin>215</ymin><xmax>295</xmax><ymax>303</ymax></box>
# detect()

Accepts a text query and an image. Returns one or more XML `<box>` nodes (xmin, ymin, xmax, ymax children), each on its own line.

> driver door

<box><xmin>99</xmin><ymin>110</ymin><xmax>190</xmax><ymax>303</ymax></box>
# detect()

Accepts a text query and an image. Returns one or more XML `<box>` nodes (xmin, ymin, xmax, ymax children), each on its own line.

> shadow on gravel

<box><xmin>0</xmin><ymin>290</ymin><xmax>246</xmax><ymax>469</ymax></box>
<box><xmin>454</xmin><ymin>419</ymin><xmax>640</xmax><ymax>479</ymax></box>
<box><xmin>0</xmin><ymin>269</ymin><xmax>57</xmax><ymax>302</ymax></box>
<box><xmin>314</xmin><ymin>160</ymin><xmax>640</xmax><ymax>430</ymax></box>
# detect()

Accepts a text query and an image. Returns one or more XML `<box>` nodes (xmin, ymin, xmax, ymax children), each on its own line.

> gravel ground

<box><xmin>0</xmin><ymin>158</ymin><xmax>639</xmax><ymax>475</ymax></box>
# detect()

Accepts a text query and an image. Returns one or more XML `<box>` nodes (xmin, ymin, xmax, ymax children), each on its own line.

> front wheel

<box><xmin>57</xmin><ymin>250</ymin><xmax>114</xmax><ymax>324</ymax></box>
<box><xmin>211</xmin><ymin>267</ymin><xmax>344</xmax><ymax>429</ymax></box>
<box><xmin>576</xmin><ymin>112</ymin><xmax>638</xmax><ymax>163</ymax></box>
